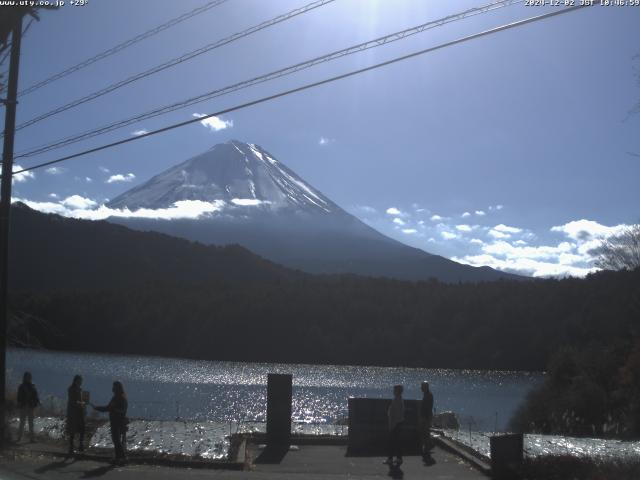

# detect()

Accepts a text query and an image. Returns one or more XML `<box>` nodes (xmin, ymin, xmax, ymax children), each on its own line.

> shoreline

<box><xmin>7</xmin><ymin>346</ymin><xmax>546</xmax><ymax>374</ymax></box>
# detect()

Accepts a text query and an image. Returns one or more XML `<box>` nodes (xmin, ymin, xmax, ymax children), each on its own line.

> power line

<box><xmin>15</xmin><ymin>0</ymin><xmax>522</xmax><ymax>159</ymax></box>
<box><xmin>16</xmin><ymin>0</ymin><xmax>230</xmax><ymax>98</ymax></box>
<box><xmin>9</xmin><ymin>3</ymin><xmax>591</xmax><ymax>179</ymax></box>
<box><xmin>0</xmin><ymin>20</ymin><xmax>33</xmax><ymax>74</ymax></box>
<box><xmin>0</xmin><ymin>50</ymin><xmax>11</xmax><ymax>69</ymax></box>
<box><xmin>12</xmin><ymin>0</ymin><xmax>337</xmax><ymax>132</ymax></box>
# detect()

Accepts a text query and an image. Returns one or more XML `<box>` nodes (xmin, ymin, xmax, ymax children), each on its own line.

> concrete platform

<box><xmin>1</xmin><ymin>443</ymin><xmax>488</xmax><ymax>479</ymax></box>
<box><xmin>249</xmin><ymin>443</ymin><xmax>487</xmax><ymax>479</ymax></box>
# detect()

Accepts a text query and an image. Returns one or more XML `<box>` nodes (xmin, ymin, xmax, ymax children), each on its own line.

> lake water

<box><xmin>7</xmin><ymin>348</ymin><xmax>542</xmax><ymax>432</ymax></box>
<box><xmin>443</xmin><ymin>429</ymin><xmax>640</xmax><ymax>461</ymax></box>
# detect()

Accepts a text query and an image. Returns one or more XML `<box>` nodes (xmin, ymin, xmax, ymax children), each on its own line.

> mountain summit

<box><xmin>108</xmin><ymin>140</ymin><xmax>336</xmax><ymax>214</ymax></box>
<box><xmin>107</xmin><ymin>140</ymin><xmax>519</xmax><ymax>282</ymax></box>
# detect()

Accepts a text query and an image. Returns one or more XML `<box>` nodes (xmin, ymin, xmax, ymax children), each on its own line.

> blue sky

<box><xmin>4</xmin><ymin>0</ymin><xmax>640</xmax><ymax>277</ymax></box>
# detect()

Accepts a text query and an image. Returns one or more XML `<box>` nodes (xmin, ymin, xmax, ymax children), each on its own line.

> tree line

<box><xmin>8</xmin><ymin>205</ymin><xmax>640</xmax><ymax>437</ymax></box>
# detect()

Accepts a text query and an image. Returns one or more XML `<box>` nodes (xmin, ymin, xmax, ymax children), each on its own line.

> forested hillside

<box><xmin>10</xmin><ymin>270</ymin><xmax>639</xmax><ymax>371</ymax></box>
<box><xmin>8</xmin><ymin>204</ymin><xmax>639</xmax><ymax>372</ymax></box>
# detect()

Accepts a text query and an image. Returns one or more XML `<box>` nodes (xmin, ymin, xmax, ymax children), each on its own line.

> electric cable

<box><xmin>8</xmin><ymin>3</ymin><xmax>592</xmax><ymax>179</ymax></box>
<box><xmin>17</xmin><ymin>0</ymin><xmax>230</xmax><ymax>97</ymax></box>
<box><xmin>14</xmin><ymin>0</ymin><xmax>523</xmax><ymax>159</ymax></box>
<box><xmin>12</xmin><ymin>0</ymin><xmax>336</xmax><ymax>132</ymax></box>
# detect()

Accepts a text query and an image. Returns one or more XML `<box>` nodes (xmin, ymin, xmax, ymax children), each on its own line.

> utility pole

<box><xmin>0</xmin><ymin>15</ymin><xmax>23</xmax><ymax>448</ymax></box>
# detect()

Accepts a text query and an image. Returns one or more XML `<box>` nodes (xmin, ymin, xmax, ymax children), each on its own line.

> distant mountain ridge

<box><xmin>9</xmin><ymin>204</ymin><xmax>639</xmax><ymax>372</ymax></box>
<box><xmin>9</xmin><ymin>202</ymin><xmax>291</xmax><ymax>292</ymax></box>
<box><xmin>106</xmin><ymin>140</ymin><xmax>522</xmax><ymax>283</ymax></box>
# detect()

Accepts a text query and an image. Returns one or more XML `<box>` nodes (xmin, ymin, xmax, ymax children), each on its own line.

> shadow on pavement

<box><xmin>35</xmin><ymin>458</ymin><xmax>76</xmax><ymax>474</ymax></box>
<box><xmin>387</xmin><ymin>464</ymin><xmax>404</xmax><ymax>479</ymax></box>
<box><xmin>81</xmin><ymin>464</ymin><xmax>116</xmax><ymax>478</ymax></box>
<box><xmin>423</xmin><ymin>452</ymin><xmax>437</xmax><ymax>466</ymax></box>
<box><xmin>254</xmin><ymin>444</ymin><xmax>289</xmax><ymax>464</ymax></box>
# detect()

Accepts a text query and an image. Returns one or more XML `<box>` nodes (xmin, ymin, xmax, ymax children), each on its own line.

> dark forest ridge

<box><xmin>9</xmin><ymin>202</ymin><xmax>292</xmax><ymax>291</ymax></box>
<box><xmin>8</xmin><ymin>204</ymin><xmax>639</xmax><ymax>371</ymax></box>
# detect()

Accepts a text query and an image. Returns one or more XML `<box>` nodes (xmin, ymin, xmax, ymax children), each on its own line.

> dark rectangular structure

<box><xmin>266</xmin><ymin>373</ymin><xmax>292</xmax><ymax>445</ymax></box>
<box><xmin>490</xmin><ymin>433</ymin><xmax>523</xmax><ymax>479</ymax></box>
<box><xmin>347</xmin><ymin>398</ymin><xmax>421</xmax><ymax>455</ymax></box>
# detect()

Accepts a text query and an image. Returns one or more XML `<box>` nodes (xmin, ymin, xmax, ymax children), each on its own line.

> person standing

<box><xmin>92</xmin><ymin>381</ymin><xmax>128</xmax><ymax>464</ymax></box>
<box><xmin>16</xmin><ymin>372</ymin><xmax>40</xmax><ymax>442</ymax></box>
<box><xmin>420</xmin><ymin>381</ymin><xmax>434</xmax><ymax>455</ymax></box>
<box><xmin>384</xmin><ymin>384</ymin><xmax>405</xmax><ymax>466</ymax></box>
<box><xmin>66</xmin><ymin>375</ymin><xmax>86</xmax><ymax>454</ymax></box>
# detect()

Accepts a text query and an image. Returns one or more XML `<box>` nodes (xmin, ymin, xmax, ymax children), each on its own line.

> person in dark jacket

<box><xmin>420</xmin><ymin>381</ymin><xmax>434</xmax><ymax>456</ymax></box>
<box><xmin>384</xmin><ymin>384</ymin><xmax>405</xmax><ymax>467</ymax></box>
<box><xmin>66</xmin><ymin>375</ymin><xmax>86</xmax><ymax>453</ymax></box>
<box><xmin>17</xmin><ymin>371</ymin><xmax>40</xmax><ymax>442</ymax></box>
<box><xmin>92</xmin><ymin>381</ymin><xmax>128</xmax><ymax>464</ymax></box>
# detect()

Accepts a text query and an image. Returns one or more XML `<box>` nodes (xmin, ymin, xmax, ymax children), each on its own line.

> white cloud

<box><xmin>430</xmin><ymin>214</ymin><xmax>443</xmax><ymax>221</ymax></box>
<box><xmin>85</xmin><ymin>177</ymin><xmax>93</xmax><ymax>183</ymax></box>
<box><xmin>475</xmin><ymin>210</ymin><xmax>486</xmax><ymax>216</ymax></box>
<box><xmin>48</xmin><ymin>193</ymin><xmax>58</xmax><ymax>199</ymax></box>
<box><xmin>550</xmin><ymin>219</ymin><xmax>626</xmax><ymax>241</ymax></box>
<box><xmin>412</xmin><ymin>203</ymin><xmax>427</xmax><ymax>213</ymax></box>
<box><xmin>551</xmin><ymin>219</ymin><xmax>630</xmax><ymax>257</ymax></box>
<box><xmin>470</xmin><ymin>238</ymin><xmax>484</xmax><ymax>245</ymax></box>
<box><xmin>131</xmin><ymin>129</ymin><xmax>149</xmax><ymax>136</ymax></box>
<box><xmin>15</xmin><ymin>197</ymin><xmax>226</xmax><ymax>221</ymax></box>
<box><xmin>318</xmin><ymin>137</ymin><xmax>335</xmax><ymax>146</ymax></box>
<box><xmin>61</xmin><ymin>195</ymin><xmax>97</xmax><ymax>210</ymax></box>
<box><xmin>455</xmin><ymin>224</ymin><xmax>473</xmax><ymax>232</ymax></box>
<box><xmin>482</xmin><ymin>240</ymin><xmax>573</xmax><ymax>260</ymax></box>
<box><xmin>402</xmin><ymin>228</ymin><xmax>417</xmax><ymax>234</ymax></box>
<box><xmin>14</xmin><ymin>199</ymin><xmax>67</xmax><ymax>215</ymax></box>
<box><xmin>453</xmin><ymin>218</ymin><xmax>633</xmax><ymax>278</ymax></box>
<box><xmin>355</xmin><ymin>205</ymin><xmax>377</xmax><ymax>214</ymax></box>
<box><xmin>488</xmin><ymin>229</ymin><xmax>511</xmax><ymax>239</ymax></box>
<box><xmin>231</xmin><ymin>198</ymin><xmax>267</xmax><ymax>206</ymax></box>
<box><xmin>493</xmin><ymin>224</ymin><xmax>522</xmax><ymax>234</ymax></box>
<box><xmin>496</xmin><ymin>204</ymin><xmax>504</xmax><ymax>210</ymax></box>
<box><xmin>461</xmin><ymin>212</ymin><xmax>471</xmax><ymax>218</ymax></box>
<box><xmin>453</xmin><ymin>254</ymin><xmax>596</xmax><ymax>278</ymax></box>
<box><xmin>2</xmin><ymin>164</ymin><xmax>35</xmax><ymax>183</ymax></box>
<box><xmin>441</xmin><ymin>231</ymin><xmax>458</xmax><ymax>240</ymax></box>
<box><xmin>393</xmin><ymin>218</ymin><xmax>405</xmax><ymax>226</ymax></box>
<box><xmin>192</xmin><ymin>113</ymin><xmax>233</xmax><ymax>132</ymax></box>
<box><xmin>106</xmin><ymin>173</ymin><xmax>136</xmax><ymax>184</ymax></box>
<box><xmin>99</xmin><ymin>166</ymin><xmax>110</xmax><ymax>174</ymax></box>
<box><xmin>386</xmin><ymin>207</ymin><xmax>401</xmax><ymax>215</ymax></box>
<box><xmin>45</xmin><ymin>167</ymin><xmax>65</xmax><ymax>175</ymax></box>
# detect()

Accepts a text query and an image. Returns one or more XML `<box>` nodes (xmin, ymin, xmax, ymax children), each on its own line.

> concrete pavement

<box><xmin>0</xmin><ymin>443</ymin><xmax>488</xmax><ymax>479</ymax></box>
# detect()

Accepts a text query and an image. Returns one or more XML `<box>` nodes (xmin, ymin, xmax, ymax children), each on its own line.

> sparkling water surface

<box><xmin>443</xmin><ymin>429</ymin><xmax>640</xmax><ymax>460</ymax></box>
<box><xmin>9</xmin><ymin>349</ymin><xmax>635</xmax><ymax>461</ymax></box>
<box><xmin>7</xmin><ymin>348</ymin><xmax>541</xmax><ymax>432</ymax></box>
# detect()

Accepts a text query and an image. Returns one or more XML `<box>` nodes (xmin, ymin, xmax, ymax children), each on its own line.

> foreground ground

<box><xmin>0</xmin><ymin>444</ymin><xmax>486</xmax><ymax>479</ymax></box>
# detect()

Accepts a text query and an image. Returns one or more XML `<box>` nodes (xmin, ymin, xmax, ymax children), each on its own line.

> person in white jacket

<box><xmin>384</xmin><ymin>384</ymin><xmax>405</xmax><ymax>466</ymax></box>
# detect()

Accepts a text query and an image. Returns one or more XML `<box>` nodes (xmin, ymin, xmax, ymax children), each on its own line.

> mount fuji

<box><xmin>107</xmin><ymin>140</ymin><xmax>518</xmax><ymax>282</ymax></box>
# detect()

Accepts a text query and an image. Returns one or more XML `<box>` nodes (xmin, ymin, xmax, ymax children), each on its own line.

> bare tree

<box><xmin>592</xmin><ymin>224</ymin><xmax>640</xmax><ymax>271</ymax></box>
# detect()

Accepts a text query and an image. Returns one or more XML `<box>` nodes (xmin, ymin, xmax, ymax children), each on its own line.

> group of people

<box><xmin>385</xmin><ymin>381</ymin><xmax>434</xmax><ymax>467</ymax></box>
<box><xmin>15</xmin><ymin>372</ymin><xmax>129</xmax><ymax>464</ymax></box>
<box><xmin>16</xmin><ymin>371</ymin><xmax>434</xmax><ymax>467</ymax></box>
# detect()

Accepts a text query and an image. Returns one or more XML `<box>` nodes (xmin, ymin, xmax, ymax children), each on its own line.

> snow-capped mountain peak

<box><xmin>108</xmin><ymin>140</ymin><xmax>335</xmax><ymax>214</ymax></box>
<box><xmin>105</xmin><ymin>140</ymin><xmax>520</xmax><ymax>282</ymax></box>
